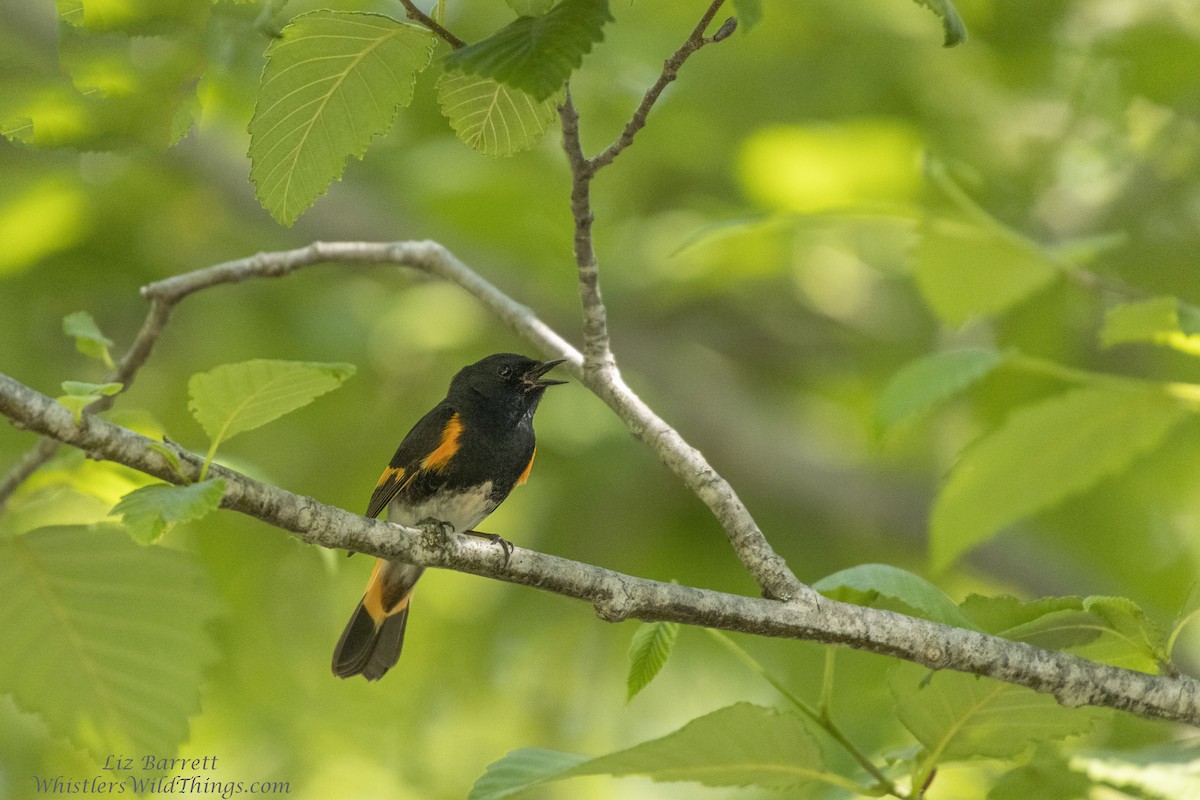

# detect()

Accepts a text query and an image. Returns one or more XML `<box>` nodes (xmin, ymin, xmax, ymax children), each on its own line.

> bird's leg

<box><xmin>417</xmin><ymin>516</ymin><xmax>456</xmax><ymax>549</ymax></box>
<box><xmin>463</xmin><ymin>529</ymin><xmax>514</xmax><ymax>565</ymax></box>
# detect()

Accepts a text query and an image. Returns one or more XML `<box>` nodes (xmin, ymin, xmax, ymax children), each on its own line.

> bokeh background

<box><xmin>2</xmin><ymin>0</ymin><xmax>1200</xmax><ymax>797</ymax></box>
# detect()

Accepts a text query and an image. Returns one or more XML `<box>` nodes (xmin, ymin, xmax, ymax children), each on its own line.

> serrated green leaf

<box><xmin>187</xmin><ymin>359</ymin><xmax>355</xmax><ymax>447</ymax></box>
<box><xmin>909</xmin><ymin>0</ymin><xmax>967</xmax><ymax>47</ymax></box>
<box><xmin>569</xmin><ymin>703</ymin><xmax>829</xmax><ymax>790</ymax></box>
<box><xmin>111</xmin><ymin>479</ymin><xmax>225</xmax><ymax>544</ymax></box>
<box><xmin>469</xmin><ymin>748</ymin><xmax>590</xmax><ymax>800</ymax></box>
<box><xmin>878</xmin><ymin>348</ymin><xmax>1003</xmax><ymax>428</ymax></box>
<box><xmin>1082</xmin><ymin>596</ymin><xmax>1163</xmax><ymax>656</ymax></box>
<box><xmin>444</xmin><ymin>0</ymin><xmax>612</xmax><ymax>100</ymax></box>
<box><xmin>1101</xmin><ymin>296</ymin><xmax>1200</xmax><ymax>356</ymax></box>
<box><xmin>627</xmin><ymin>621</ymin><xmax>679</xmax><ymax>701</ymax></box>
<box><xmin>61</xmin><ymin>381</ymin><xmax>122</xmax><ymax>397</ymax></box>
<box><xmin>931</xmin><ymin>386</ymin><xmax>1187</xmax><ymax>570</ymax></box>
<box><xmin>248</xmin><ymin>11</ymin><xmax>435</xmax><ymax>225</ymax></box>
<box><xmin>437</xmin><ymin>72</ymin><xmax>561</xmax><ymax>156</ymax></box>
<box><xmin>914</xmin><ymin>217</ymin><xmax>1059</xmax><ymax>325</ymax></box>
<box><xmin>815</xmin><ymin>563</ymin><xmax>979</xmax><ymax>630</ymax></box>
<box><xmin>731</xmin><ymin>0</ymin><xmax>762</xmax><ymax>30</ymax></box>
<box><xmin>63</xmin><ymin>311</ymin><xmax>114</xmax><ymax>367</ymax></box>
<box><xmin>959</xmin><ymin>594</ymin><xmax>1102</xmax><ymax>650</ymax></box>
<box><xmin>0</xmin><ymin>526</ymin><xmax>221</xmax><ymax>756</ymax></box>
<box><xmin>890</xmin><ymin>663</ymin><xmax>1102</xmax><ymax>767</ymax></box>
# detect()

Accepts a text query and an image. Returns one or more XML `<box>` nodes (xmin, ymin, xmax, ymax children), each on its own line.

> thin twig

<box><xmin>2</xmin><ymin>371</ymin><xmax>1198</xmax><ymax>728</ymax></box>
<box><xmin>395</xmin><ymin>0</ymin><xmax>466</xmax><ymax>48</ymax></box>
<box><xmin>592</xmin><ymin>0</ymin><xmax>732</xmax><ymax>172</ymax></box>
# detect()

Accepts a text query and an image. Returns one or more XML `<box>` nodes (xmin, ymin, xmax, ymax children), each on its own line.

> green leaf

<box><xmin>989</xmin><ymin>752</ymin><xmax>1091</xmax><ymax>800</ymax></box>
<box><xmin>1071</xmin><ymin>742</ymin><xmax>1200</xmax><ymax>799</ymax></box>
<box><xmin>470</xmin><ymin>704</ymin><xmax>838</xmax><ymax>797</ymax></box>
<box><xmin>890</xmin><ymin>663</ymin><xmax>1102</xmax><ymax>767</ymax></box>
<box><xmin>626</xmin><ymin>621</ymin><xmax>679</xmax><ymax>701</ymax></box>
<box><xmin>930</xmin><ymin>386</ymin><xmax>1188</xmax><ymax>570</ymax></box>
<box><xmin>814</xmin><ymin>563</ymin><xmax>979</xmax><ymax>630</ymax></box>
<box><xmin>1100</xmin><ymin>296</ymin><xmax>1200</xmax><ymax>356</ymax></box>
<box><xmin>959</xmin><ymin>594</ymin><xmax>1102</xmax><ymax>650</ymax></box>
<box><xmin>878</xmin><ymin>348</ymin><xmax>1004</xmax><ymax>428</ymax></box>
<box><xmin>110</xmin><ymin>479</ymin><xmax>226</xmax><ymax>544</ymax></box>
<box><xmin>248</xmin><ymin>11</ymin><xmax>436</xmax><ymax>225</ymax></box>
<box><xmin>1081</xmin><ymin>596</ymin><xmax>1163</xmax><ymax>662</ymax></box>
<box><xmin>569</xmin><ymin>703</ymin><xmax>830</xmax><ymax>790</ymax></box>
<box><xmin>909</xmin><ymin>0</ymin><xmax>967</xmax><ymax>47</ymax></box>
<box><xmin>187</xmin><ymin>359</ymin><xmax>356</xmax><ymax>447</ymax></box>
<box><xmin>437</xmin><ymin>72</ymin><xmax>561</xmax><ymax>156</ymax></box>
<box><xmin>731</xmin><ymin>0</ymin><xmax>763</xmax><ymax>30</ymax></box>
<box><xmin>504</xmin><ymin>0</ymin><xmax>555</xmax><ymax>14</ymax></box>
<box><xmin>469</xmin><ymin>748</ymin><xmax>589</xmax><ymax>800</ymax></box>
<box><xmin>914</xmin><ymin>217</ymin><xmax>1059</xmax><ymax>326</ymax></box>
<box><xmin>61</xmin><ymin>380</ymin><xmax>122</xmax><ymax>397</ymax></box>
<box><xmin>0</xmin><ymin>526</ymin><xmax>221</xmax><ymax>756</ymax></box>
<box><xmin>444</xmin><ymin>0</ymin><xmax>613</xmax><ymax>100</ymax></box>
<box><xmin>62</xmin><ymin>311</ymin><xmax>114</xmax><ymax>367</ymax></box>
<box><xmin>1167</xmin><ymin>583</ymin><xmax>1200</xmax><ymax>659</ymax></box>
<box><xmin>56</xmin><ymin>394</ymin><xmax>101</xmax><ymax>423</ymax></box>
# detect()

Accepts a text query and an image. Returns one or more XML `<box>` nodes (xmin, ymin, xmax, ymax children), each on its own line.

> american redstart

<box><xmin>332</xmin><ymin>353</ymin><xmax>565</xmax><ymax>680</ymax></box>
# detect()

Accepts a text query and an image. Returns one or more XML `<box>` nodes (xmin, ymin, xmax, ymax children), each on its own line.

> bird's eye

<box><xmin>498</xmin><ymin>365</ymin><xmax>514</xmax><ymax>379</ymax></box>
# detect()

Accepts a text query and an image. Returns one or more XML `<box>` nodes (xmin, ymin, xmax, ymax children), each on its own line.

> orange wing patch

<box><xmin>375</xmin><ymin>465</ymin><xmax>404</xmax><ymax>490</ymax></box>
<box><xmin>516</xmin><ymin>447</ymin><xmax>536</xmax><ymax>486</ymax></box>
<box><xmin>421</xmin><ymin>413</ymin><xmax>463</xmax><ymax>471</ymax></box>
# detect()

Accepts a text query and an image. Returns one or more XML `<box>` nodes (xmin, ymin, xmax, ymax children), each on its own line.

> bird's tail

<box><xmin>332</xmin><ymin>560</ymin><xmax>425</xmax><ymax>681</ymax></box>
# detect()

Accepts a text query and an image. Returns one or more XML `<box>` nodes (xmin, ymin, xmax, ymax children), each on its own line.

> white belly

<box><xmin>387</xmin><ymin>481</ymin><xmax>496</xmax><ymax>533</ymax></box>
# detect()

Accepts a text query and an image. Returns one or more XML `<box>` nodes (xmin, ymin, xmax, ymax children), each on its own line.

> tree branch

<box><xmin>1</xmin><ymin>370</ymin><xmax>1197</xmax><ymax>727</ymax></box>
<box><xmin>0</xmin><ymin>240</ymin><xmax>798</xmax><ymax>599</ymax></box>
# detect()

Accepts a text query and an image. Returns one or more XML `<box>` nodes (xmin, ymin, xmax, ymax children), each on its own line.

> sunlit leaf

<box><xmin>248</xmin><ymin>11</ymin><xmax>435</xmax><ymax>225</ymax></box>
<box><xmin>62</xmin><ymin>311</ymin><xmax>114</xmax><ymax>367</ymax></box>
<box><xmin>61</xmin><ymin>381</ymin><xmax>122</xmax><ymax>397</ymax></box>
<box><xmin>989</xmin><ymin>752</ymin><xmax>1091</xmax><ymax>800</ymax></box>
<box><xmin>1071</xmin><ymin>742</ymin><xmax>1200</xmax><ymax>799</ymax></box>
<box><xmin>187</xmin><ymin>359</ymin><xmax>356</xmax><ymax>447</ymax></box>
<box><xmin>110</xmin><ymin>479</ymin><xmax>225</xmax><ymax>544</ymax></box>
<box><xmin>914</xmin><ymin>216</ymin><xmax>1059</xmax><ymax>325</ymax></box>
<box><xmin>890</xmin><ymin>663</ymin><xmax>1103</xmax><ymax>765</ymax></box>
<box><xmin>1101</xmin><ymin>296</ymin><xmax>1200</xmax><ymax>356</ymax></box>
<box><xmin>814</xmin><ymin>563</ymin><xmax>979</xmax><ymax>630</ymax></box>
<box><xmin>444</xmin><ymin>0</ymin><xmax>612</xmax><ymax>100</ymax></box>
<box><xmin>930</xmin><ymin>386</ymin><xmax>1187</xmax><ymax>570</ymax></box>
<box><xmin>626</xmin><ymin>621</ymin><xmax>679</xmax><ymax>701</ymax></box>
<box><xmin>437</xmin><ymin>72</ymin><xmax>560</xmax><ymax>156</ymax></box>
<box><xmin>0</xmin><ymin>526</ymin><xmax>221</xmax><ymax>757</ymax></box>
<box><xmin>878</xmin><ymin>348</ymin><xmax>1003</xmax><ymax>428</ymax></box>
<box><xmin>908</xmin><ymin>0</ymin><xmax>967</xmax><ymax>47</ymax></box>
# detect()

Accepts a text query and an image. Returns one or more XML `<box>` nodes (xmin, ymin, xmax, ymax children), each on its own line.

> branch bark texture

<box><xmin>2</xmin><ymin>371</ymin><xmax>1197</xmax><ymax>727</ymax></box>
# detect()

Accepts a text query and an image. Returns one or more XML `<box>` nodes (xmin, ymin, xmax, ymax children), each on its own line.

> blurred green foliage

<box><xmin>3</xmin><ymin>0</ymin><xmax>1200</xmax><ymax>797</ymax></box>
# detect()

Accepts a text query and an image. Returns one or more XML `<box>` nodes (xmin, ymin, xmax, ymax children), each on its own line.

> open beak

<box><xmin>523</xmin><ymin>359</ymin><xmax>567</xmax><ymax>391</ymax></box>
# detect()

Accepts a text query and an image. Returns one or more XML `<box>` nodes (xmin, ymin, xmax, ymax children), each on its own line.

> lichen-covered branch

<box><xmin>1</xmin><ymin>370</ymin><xmax>1196</xmax><ymax>727</ymax></box>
